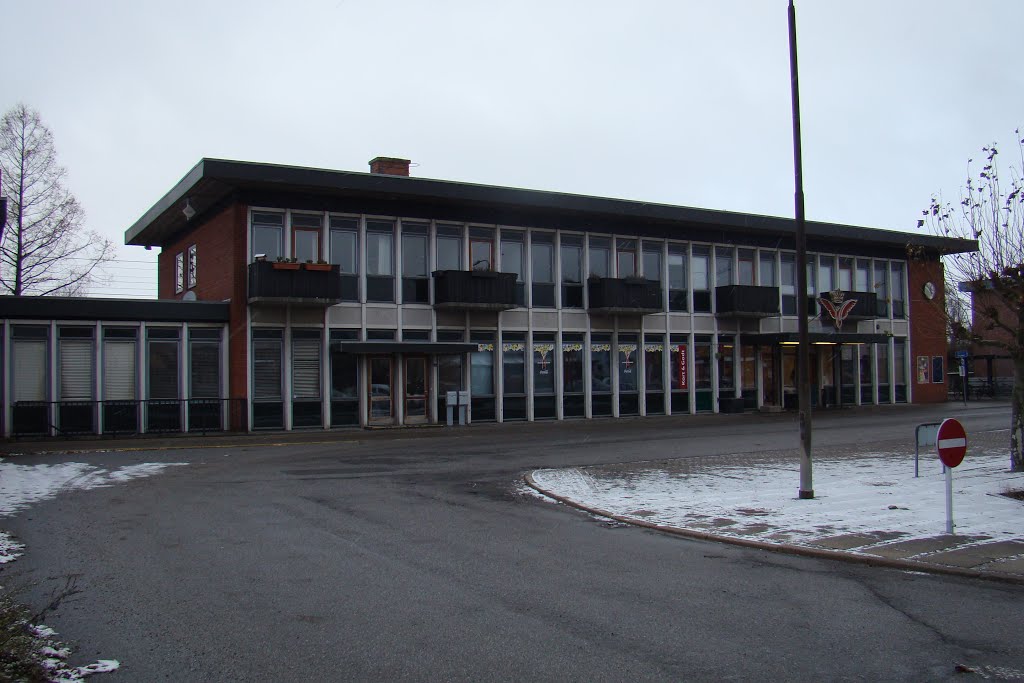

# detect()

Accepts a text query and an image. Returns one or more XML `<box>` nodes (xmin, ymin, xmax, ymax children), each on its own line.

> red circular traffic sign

<box><xmin>936</xmin><ymin>418</ymin><xmax>968</xmax><ymax>468</ymax></box>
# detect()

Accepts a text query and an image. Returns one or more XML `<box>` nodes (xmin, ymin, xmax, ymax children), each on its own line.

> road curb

<box><xmin>523</xmin><ymin>472</ymin><xmax>1024</xmax><ymax>587</ymax></box>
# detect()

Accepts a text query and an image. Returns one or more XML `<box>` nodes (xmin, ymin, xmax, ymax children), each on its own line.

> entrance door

<box><xmin>368</xmin><ymin>355</ymin><xmax>393</xmax><ymax>424</ymax></box>
<box><xmin>404</xmin><ymin>356</ymin><xmax>428</xmax><ymax>424</ymax></box>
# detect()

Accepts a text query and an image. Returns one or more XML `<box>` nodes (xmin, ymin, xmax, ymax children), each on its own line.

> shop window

<box><xmin>436</xmin><ymin>224</ymin><xmax>463</xmax><ymax>271</ymax></box>
<box><xmin>589</xmin><ymin>237</ymin><xmax>611</xmax><ymax>278</ymax></box>
<box><xmin>717</xmin><ymin>339</ymin><xmax>735</xmax><ymax>393</ymax></box>
<box><xmin>859</xmin><ymin>344</ymin><xmax>873</xmax><ymax>404</ymax></box>
<box><xmin>591</xmin><ymin>334</ymin><xmax>613</xmax><ymax>416</ymax></box>
<box><xmin>670</xmin><ymin>335</ymin><xmax>689</xmax><ymax>414</ymax></box>
<box><xmin>58</xmin><ymin>327</ymin><xmax>94</xmax><ymax>434</ymax></box>
<box><xmin>616</xmin><ymin>238</ymin><xmax>636</xmax><ymax>278</ymax></box>
<box><xmin>402</xmin><ymin>222</ymin><xmax>429</xmax><ymax>304</ymax></box>
<box><xmin>292</xmin><ymin>214</ymin><xmax>322</xmax><ymax>263</ymax></box>
<box><xmin>692</xmin><ymin>246</ymin><xmax>711</xmax><ymax>313</ymax></box>
<box><xmin>644</xmin><ymin>334</ymin><xmax>665</xmax><ymax>415</ymax></box>
<box><xmin>330</xmin><ymin>216</ymin><xmax>359</xmax><ymax>301</ymax></box>
<box><xmin>470</xmin><ymin>227</ymin><xmax>494</xmax><ymax>271</ymax></box>
<box><xmin>188</xmin><ymin>328</ymin><xmax>221</xmax><ymax>431</ymax></box>
<box><xmin>840</xmin><ymin>345</ymin><xmax>857</xmax><ymax>405</ymax></box>
<box><xmin>741</xmin><ymin>344</ymin><xmax>757</xmax><ymax>409</ymax></box>
<box><xmin>893</xmin><ymin>340</ymin><xmax>907</xmax><ymax>403</ymax></box>
<box><xmin>502</xmin><ymin>332</ymin><xmax>527</xmax><ymax>420</ymax></box>
<box><xmin>668</xmin><ymin>244</ymin><xmax>688</xmax><ymax>312</ymax></box>
<box><xmin>531</xmin><ymin>232</ymin><xmax>555</xmax><ymax>308</ymax></box>
<box><xmin>366</xmin><ymin>220</ymin><xmax>395</xmax><ymax>303</ymax></box>
<box><xmin>618</xmin><ymin>334</ymin><xmax>639</xmax><ymax>416</ymax></box>
<box><xmin>532</xmin><ymin>333</ymin><xmax>556</xmax><ymax>419</ymax></box>
<box><xmin>330</xmin><ymin>330</ymin><xmax>359</xmax><ymax>427</ymax></box>
<box><xmin>562</xmin><ymin>334</ymin><xmax>585</xmax><ymax>418</ymax></box>
<box><xmin>251</xmin><ymin>211</ymin><xmax>284</xmax><ymax>261</ymax></box>
<box><xmin>560</xmin><ymin>234</ymin><xmax>583</xmax><ymax>308</ymax></box>
<box><xmin>12</xmin><ymin>326</ymin><xmax>49</xmax><ymax>435</ymax></box>
<box><xmin>470</xmin><ymin>332</ymin><xmax>495</xmax><ymax>421</ymax></box>
<box><xmin>436</xmin><ymin>329</ymin><xmax>465</xmax><ymax>421</ymax></box>
<box><xmin>694</xmin><ymin>336</ymin><xmax>713</xmax><ymax>412</ymax></box>
<box><xmin>876</xmin><ymin>342</ymin><xmax>891</xmax><ymax>403</ymax></box>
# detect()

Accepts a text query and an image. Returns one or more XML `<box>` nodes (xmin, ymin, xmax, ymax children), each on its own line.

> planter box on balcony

<box><xmin>248</xmin><ymin>260</ymin><xmax>342</xmax><ymax>305</ymax></box>
<box><xmin>808</xmin><ymin>291</ymin><xmax>878</xmax><ymax>320</ymax></box>
<box><xmin>715</xmin><ymin>285</ymin><xmax>780</xmax><ymax>317</ymax></box>
<box><xmin>587</xmin><ymin>277</ymin><xmax>661</xmax><ymax>314</ymax></box>
<box><xmin>433</xmin><ymin>269</ymin><xmax>518</xmax><ymax>310</ymax></box>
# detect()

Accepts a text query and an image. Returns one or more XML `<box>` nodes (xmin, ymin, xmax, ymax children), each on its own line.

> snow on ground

<box><xmin>531</xmin><ymin>447</ymin><xmax>1024</xmax><ymax>545</ymax></box>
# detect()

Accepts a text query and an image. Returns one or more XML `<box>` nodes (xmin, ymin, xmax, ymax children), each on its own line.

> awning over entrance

<box><xmin>742</xmin><ymin>332</ymin><xmax>891</xmax><ymax>345</ymax></box>
<box><xmin>332</xmin><ymin>341</ymin><xmax>478</xmax><ymax>354</ymax></box>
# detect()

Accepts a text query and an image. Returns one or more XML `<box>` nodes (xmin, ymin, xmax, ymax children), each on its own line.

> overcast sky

<box><xmin>4</xmin><ymin>0</ymin><xmax>1022</xmax><ymax>298</ymax></box>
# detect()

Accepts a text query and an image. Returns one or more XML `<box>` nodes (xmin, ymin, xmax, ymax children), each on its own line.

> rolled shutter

<box><xmin>104</xmin><ymin>340</ymin><xmax>136</xmax><ymax>400</ymax></box>
<box><xmin>292</xmin><ymin>339</ymin><xmax>321</xmax><ymax>399</ymax></box>
<box><xmin>190</xmin><ymin>341</ymin><xmax>220</xmax><ymax>398</ymax></box>
<box><xmin>60</xmin><ymin>339</ymin><xmax>94</xmax><ymax>400</ymax></box>
<box><xmin>148</xmin><ymin>340</ymin><xmax>179</xmax><ymax>399</ymax></box>
<box><xmin>253</xmin><ymin>339</ymin><xmax>282</xmax><ymax>400</ymax></box>
<box><xmin>14</xmin><ymin>340</ymin><xmax>47</xmax><ymax>402</ymax></box>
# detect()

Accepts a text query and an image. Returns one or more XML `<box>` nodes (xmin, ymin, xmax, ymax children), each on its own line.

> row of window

<box><xmin>249</xmin><ymin>210</ymin><xmax>909</xmax><ymax>316</ymax></box>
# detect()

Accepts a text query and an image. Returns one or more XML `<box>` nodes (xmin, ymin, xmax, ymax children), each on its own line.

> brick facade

<box><xmin>908</xmin><ymin>257</ymin><xmax>948</xmax><ymax>402</ymax></box>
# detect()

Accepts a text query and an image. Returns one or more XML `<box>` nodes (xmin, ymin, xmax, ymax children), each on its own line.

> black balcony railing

<box><xmin>10</xmin><ymin>399</ymin><xmax>247</xmax><ymax>437</ymax></box>
<box><xmin>715</xmin><ymin>285</ymin><xmax>780</xmax><ymax>317</ymax></box>
<box><xmin>587</xmin><ymin>277</ymin><xmax>662</xmax><ymax>313</ymax></box>
<box><xmin>248</xmin><ymin>261</ymin><xmax>343</xmax><ymax>305</ymax></box>
<box><xmin>433</xmin><ymin>270</ymin><xmax>518</xmax><ymax>310</ymax></box>
<box><xmin>809</xmin><ymin>290</ymin><xmax>879</xmax><ymax>320</ymax></box>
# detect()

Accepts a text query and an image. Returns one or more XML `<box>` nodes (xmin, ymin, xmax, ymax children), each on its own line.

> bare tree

<box><xmin>919</xmin><ymin>131</ymin><xmax>1024</xmax><ymax>472</ymax></box>
<box><xmin>0</xmin><ymin>103</ymin><xmax>112</xmax><ymax>296</ymax></box>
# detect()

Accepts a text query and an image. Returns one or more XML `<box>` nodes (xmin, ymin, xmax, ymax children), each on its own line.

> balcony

<box><xmin>715</xmin><ymin>285</ymin><xmax>780</xmax><ymax>318</ymax></box>
<box><xmin>432</xmin><ymin>269</ymin><xmax>518</xmax><ymax>311</ymax></box>
<box><xmin>809</xmin><ymin>290</ymin><xmax>878</xmax><ymax>320</ymax></box>
<box><xmin>248</xmin><ymin>261</ymin><xmax>343</xmax><ymax>305</ymax></box>
<box><xmin>587</xmin><ymin>277</ymin><xmax>662</xmax><ymax>314</ymax></box>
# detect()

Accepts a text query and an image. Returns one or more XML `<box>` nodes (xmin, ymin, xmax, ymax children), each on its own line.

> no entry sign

<box><xmin>936</xmin><ymin>418</ymin><xmax>968</xmax><ymax>468</ymax></box>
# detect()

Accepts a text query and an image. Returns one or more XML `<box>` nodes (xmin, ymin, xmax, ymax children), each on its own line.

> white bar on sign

<box><xmin>938</xmin><ymin>438</ymin><xmax>966</xmax><ymax>449</ymax></box>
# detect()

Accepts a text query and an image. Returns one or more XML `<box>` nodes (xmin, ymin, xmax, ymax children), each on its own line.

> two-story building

<box><xmin>0</xmin><ymin>156</ymin><xmax>977</xmax><ymax>436</ymax></box>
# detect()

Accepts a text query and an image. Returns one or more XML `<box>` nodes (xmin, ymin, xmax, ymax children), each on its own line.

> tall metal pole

<box><xmin>788</xmin><ymin>0</ymin><xmax>813</xmax><ymax>499</ymax></box>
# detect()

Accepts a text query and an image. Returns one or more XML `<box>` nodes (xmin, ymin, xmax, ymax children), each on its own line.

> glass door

<box><xmin>368</xmin><ymin>355</ymin><xmax>393</xmax><ymax>424</ymax></box>
<box><xmin>404</xmin><ymin>356</ymin><xmax>428</xmax><ymax>424</ymax></box>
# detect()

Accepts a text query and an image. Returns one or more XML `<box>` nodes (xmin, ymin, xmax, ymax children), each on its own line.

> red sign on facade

<box><xmin>677</xmin><ymin>345</ymin><xmax>688</xmax><ymax>390</ymax></box>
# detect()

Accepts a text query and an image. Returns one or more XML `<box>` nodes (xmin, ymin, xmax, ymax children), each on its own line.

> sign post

<box><xmin>935</xmin><ymin>418</ymin><xmax>968</xmax><ymax>535</ymax></box>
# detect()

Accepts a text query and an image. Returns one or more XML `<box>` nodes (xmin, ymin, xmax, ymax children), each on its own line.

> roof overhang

<box><xmin>0</xmin><ymin>296</ymin><xmax>230</xmax><ymax>323</ymax></box>
<box><xmin>125</xmin><ymin>158</ymin><xmax>979</xmax><ymax>257</ymax></box>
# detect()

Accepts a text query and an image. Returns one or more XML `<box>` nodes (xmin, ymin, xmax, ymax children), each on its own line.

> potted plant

<box><xmin>272</xmin><ymin>257</ymin><xmax>300</xmax><ymax>271</ymax></box>
<box><xmin>304</xmin><ymin>259</ymin><xmax>332</xmax><ymax>272</ymax></box>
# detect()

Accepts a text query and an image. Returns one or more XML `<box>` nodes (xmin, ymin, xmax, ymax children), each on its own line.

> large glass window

<box><xmin>893</xmin><ymin>340</ymin><xmax>907</xmax><ymax>403</ymax></box>
<box><xmin>500</xmin><ymin>230</ymin><xmax>525</xmax><ymax>306</ymax></box>
<box><xmin>781</xmin><ymin>252</ymin><xmax>796</xmax><ymax>314</ymax></box>
<box><xmin>859</xmin><ymin>343</ymin><xmax>873</xmax><ymax>404</ymax></box>
<box><xmin>717</xmin><ymin>338</ymin><xmax>735</xmax><ymax>393</ymax></box>
<box><xmin>644</xmin><ymin>335</ymin><xmax>665</xmax><ymax>415</ymax></box>
<box><xmin>470</xmin><ymin>332</ymin><xmax>495</xmax><ymax>421</ymax></box>
<box><xmin>436</xmin><ymin>330</ymin><xmax>465</xmax><ymax>422</ymax></box>
<box><xmin>366</xmin><ymin>220</ymin><xmax>395</xmax><ymax>303</ymax></box>
<box><xmin>838</xmin><ymin>257</ymin><xmax>854</xmax><ymax>291</ymax></box>
<box><xmin>891</xmin><ymin>262</ymin><xmax>906</xmax><ymax>318</ymax></box>
<box><xmin>561</xmin><ymin>234</ymin><xmax>584</xmax><ymax>308</ymax></box>
<box><xmin>330</xmin><ymin>216</ymin><xmax>359</xmax><ymax>302</ymax></box>
<box><xmin>436</xmin><ymin>224</ymin><xmax>463</xmax><ymax>271</ymax></box>
<box><xmin>502</xmin><ymin>332</ymin><xmax>526</xmax><ymax>420</ymax></box>
<box><xmin>817</xmin><ymin>255</ymin><xmax>834</xmax><ymax>293</ymax></box>
<box><xmin>12</xmin><ymin>326</ymin><xmax>49</xmax><ymax>435</ymax></box>
<box><xmin>531</xmin><ymin>232</ymin><xmax>555</xmax><ymax>307</ymax></box>
<box><xmin>330</xmin><ymin>330</ymin><xmax>359</xmax><ymax>427</ymax></box>
<box><xmin>292</xmin><ymin>330</ymin><xmax>322</xmax><ymax>428</ymax></box>
<box><xmin>737</xmin><ymin>249</ymin><xmax>755</xmax><ymax>286</ymax></box>
<box><xmin>252</xmin><ymin>329</ymin><xmax>283</xmax><ymax>429</ymax></box>
<box><xmin>470</xmin><ymin>227</ymin><xmax>494</xmax><ymax>271</ymax></box>
<box><xmin>616</xmin><ymin>238</ymin><xmax>636</xmax><ymax>278</ymax></box>
<box><xmin>58</xmin><ymin>327</ymin><xmax>94</xmax><ymax>434</ymax></box>
<box><xmin>668</xmin><ymin>244</ymin><xmax>688</xmax><ymax>312</ymax></box>
<box><xmin>252</xmin><ymin>211</ymin><xmax>284</xmax><ymax>261</ymax></box>
<box><xmin>670</xmin><ymin>335</ymin><xmax>689</xmax><ymax>414</ymax></box>
<box><xmin>876</xmin><ymin>342</ymin><xmax>891</xmax><ymax>403</ymax></box>
<box><xmin>759</xmin><ymin>251</ymin><xmax>777</xmax><ymax>286</ymax></box>
<box><xmin>589</xmin><ymin>237</ymin><xmax>611</xmax><ymax>278</ymax></box>
<box><xmin>401</xmin><ymin>222</ymin><xmax>429</xmax><ymax>304</ymax></box>
<box><xmin>561</xmin><ymin>334</ymin><xmax>585</xmax><ymax>418</ymax></box>
<box><xmin>692</xmin><ymin>246</ymin><xmax>711</xmax><ymax>313</ymax></box>
<box><xmin>147</xmin><ymin>328</ymin><xmax>181</xmax><ymax>431</ymax></box>
<box><xmin>188</xmin><ymin>328</ymin><xmax>222</xmax><ymax>432</ymax></box>
<box><xmin>874</xmin><ymin>260</ymin><xmax>889</xmax><ymax>317</ymax></box>
<box><xmin>103</xmin><ymin>328</ymin><xmax>137</xmax><ymax>433</ymax></box>
<box><xmin>694</xmin><ymin>335</ymin><xmax>713</xmax><ymax>412</ymax></box>
<box><xmin>292</xmin><ymin>214</ymin><xmax>322</xmax><ymax>263</ymax></box>
<box><xmin>618</xmin><ymin>334</ymin><xmax>639</xmax><ymax>416</ymax></box>
<box><xmin>642</xmin><ymin>241</ymin><xmax>662</xmax><ymax>283</ymax></box>
<box><xmin>855</xmin><ymin>259</ymin><xmax>870</xmax><ymax>292</ymax></box>
<box><xmin>715</xmin><ymin>247</ymin><xmax>734</xmax><ymax>287</ymax></box>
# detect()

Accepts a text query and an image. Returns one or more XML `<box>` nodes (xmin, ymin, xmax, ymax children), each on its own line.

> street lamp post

<box><xmin>788</xmin><ymin>0</ymin><xmax>814</xmax><ymax>499</ymax></box>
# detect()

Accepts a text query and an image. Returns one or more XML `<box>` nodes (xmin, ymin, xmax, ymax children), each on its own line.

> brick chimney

<box><xmin>369</xmin><ymin>157</ymin><xmax>411</xmax><ymax>176</ymax></box>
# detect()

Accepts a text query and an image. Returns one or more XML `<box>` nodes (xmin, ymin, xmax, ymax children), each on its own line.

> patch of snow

<box><xmin>531</xmin><ymin>449</ymin><xmax>1024</xmax><ymax>545</ymax></box>
<box><xmin>1</xmin><ymin>530</ymin><xmax>24</xmax><ymax>563</ymax></box>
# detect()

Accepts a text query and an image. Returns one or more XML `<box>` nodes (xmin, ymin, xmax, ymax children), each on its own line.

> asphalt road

<box><xmin>3</xmin><ymin>403</ymin><xmax>1022</xmax><ymax>681</ymax></box>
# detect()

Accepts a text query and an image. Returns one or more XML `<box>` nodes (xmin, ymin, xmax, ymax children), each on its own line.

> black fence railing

<box><xmin>248</xmin><ymin>261</ymin><xmax>343</xmax><ymax>304</ymax></box>
<box><xmin>715</xmin><ymin>285</ymin><xmax>779</xmax><ymax>317</ymax></box>
<box><xmin>433</xmin><ymin>270</ymin><xmax>518</xmax><ymax>310</ymax></box>
<box><xmin>10</xmin><ymin>399</ymin><xmax>248</xmax><ymax>438</ymax></box>
<box><xmin>587</xmin><ymin>277</ymin><xmax>662</xmax><ymax>313</ymax></box>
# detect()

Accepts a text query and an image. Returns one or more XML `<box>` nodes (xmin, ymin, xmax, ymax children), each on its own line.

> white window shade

<box><xmin>292</xmin><ymin>339</ymin><xmax>321</xmax><ymax>399</ymax></box>
<box><xmin>14</xmin><ymin>340</ymin><xmax>47</xmax><ymax>402</ymax></box>
<box><xmin>253</xmin><ymin>340</ymin><xmax>282</xmax><ymax>400</ymax></box>
<box><xmin>104</xmin><ymin>340</ymin><xmax>136</xmax><ymax>401</ymax></box>
<box><xmin>60</xmin><ymin>339</ymin><xmax>94</xmax><ymax>400</ymax></box>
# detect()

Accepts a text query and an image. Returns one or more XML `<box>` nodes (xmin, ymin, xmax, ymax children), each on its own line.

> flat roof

<box><xmin>0</xmin><ymin>296</ymin><xmax>230</xmax><ymax>323</ymax></box>
<box><xmin>125</xmin><ymin>158</ymin><xmax>977</xmax><ymax>256</ymax></box>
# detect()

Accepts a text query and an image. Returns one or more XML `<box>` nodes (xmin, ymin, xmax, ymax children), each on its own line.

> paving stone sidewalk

<box><xmin>528</xmin><ymin>429</ymin><xmax>1024</xmax><ymax>583</ymax></box>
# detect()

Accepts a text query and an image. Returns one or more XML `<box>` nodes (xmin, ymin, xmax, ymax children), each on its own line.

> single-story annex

<box><xmin>0</xmin><ymin>156</ymin><xmax>977</xmax><ymax>436</ymax></box>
